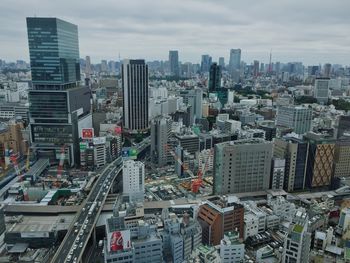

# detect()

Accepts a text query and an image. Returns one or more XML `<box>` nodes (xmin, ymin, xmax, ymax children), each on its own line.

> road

<box><xmin>52</xmin><ymin>157</ymin><xmax>123</xmax><ymax>263</ymax></box>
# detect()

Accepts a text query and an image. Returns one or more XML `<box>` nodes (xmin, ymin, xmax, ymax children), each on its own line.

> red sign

<box><xmin>108</xmin><ymin>230</ymin><xmax>131</xmax><ymax>252</ymax></box>
<box><xmin>81</xmin><ymin>128</ymin><xmax>94</xmax><ymax>139</ymax></box>
<box><xmin>115</xmin><ymin>126</ymin><xmax>122</xmax><ymax>134</ymax></box>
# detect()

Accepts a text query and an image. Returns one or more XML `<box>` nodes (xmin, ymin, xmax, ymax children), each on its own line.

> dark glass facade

<box><xmin>294</xmin><ymin>142</ymin><xmax>308</xmax><ymax>190</ymax></box>
<box><xmin>26</xmin><ymin>17</ymin><xmax>80</xmax><ymax>90</ymax></box>
<box><xmin>208</xmin><ymin>63</ymin><xmax>222</xmax><ymax>93</ymax></box>
<box><xmin>122</xmin><ymin>59</ymin><xmax>149</xmax><ymax>133</ymax></box>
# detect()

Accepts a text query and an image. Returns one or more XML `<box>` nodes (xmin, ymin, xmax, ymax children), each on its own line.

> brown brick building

<box><xmin>197</xmin><ymin>196</ymin><xmax>244</xmax><ymax>246</ymax></box>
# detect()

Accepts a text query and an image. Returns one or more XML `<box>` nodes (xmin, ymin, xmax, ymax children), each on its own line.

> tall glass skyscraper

<box><xmin>27</xmin><ymin>17</ymin><xmax>91</xmax><ymax>166</ymax></box>
<box><xmin>208</xmin><ymin>62</ymin><xmax>222</xmax><ymax>93</ymax></box>
<box><xmin>26</xmin><ymin>17</ymin><xmax>80</xmax><ymax>90</ymax></box>
<box><xmin>122</xmin><ymin>59</ymin><xmax>149</xmax><ymax>134</ymax></box>
<box><xmin>169</xmin><ymin>50</ymin><xmax>179</xmax><ymax>77</ymax></box>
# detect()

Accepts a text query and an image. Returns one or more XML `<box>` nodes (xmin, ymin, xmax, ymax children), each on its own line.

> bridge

<box><xmin>50</xmin><ymin>156</ymin><xmax>123</xmax><ymax>263</ymax></box>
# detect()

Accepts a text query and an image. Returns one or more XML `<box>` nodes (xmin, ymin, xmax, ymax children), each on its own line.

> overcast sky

<box><xmin>1</xmin><ymin>0</ymin><xmax>350</xmax><ymax>65</ymax></box>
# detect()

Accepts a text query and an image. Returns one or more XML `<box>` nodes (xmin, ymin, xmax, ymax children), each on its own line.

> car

<box><xmin>79</xmin><ymin>231</ymin><xmax>83</xmax><ymax>236</ymax></box>
<box><xmin>67</xmin><ymin>255</ymin><xmax>72</xmax><ymax>261</ymax></box>
<box><xmin>73</xmin><ymin>257</ymin><xmax>77</xmax><ymax>263</ymax></box>
<box><xmin>74</xmin><ymin>222</ymin><xmax>78</xmax><ymax>227</ymax></box>
<box><xmin>79</xmin><ymin>242</ymin><xmax>83</xmax><ymax>248</ymax></box>
<box><xmin>74</xmin><ymin>229</ymin><xmax>78</xmax><ymax>234</ymax></box>
<box><xmin>73</xmin><ymin>244</ymin><xmax>77</xmax><ymax>250</ymax></box>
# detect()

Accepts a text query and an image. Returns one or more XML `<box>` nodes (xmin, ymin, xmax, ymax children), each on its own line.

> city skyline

<box><xmin>1</xmin><ymin>0</ymin><xmax>350</xmax><ymax>65</ymax></box>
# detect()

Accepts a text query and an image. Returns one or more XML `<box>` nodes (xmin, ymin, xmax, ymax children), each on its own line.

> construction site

<box><xmin>144</xmin><ymin>144</ymin><xmax>214</xmax><ymax>202</ymax></box>
<box><xmin>0</xmin><ymin>145</ymin><xmax>97</xmax><ymax>207</ymax></box>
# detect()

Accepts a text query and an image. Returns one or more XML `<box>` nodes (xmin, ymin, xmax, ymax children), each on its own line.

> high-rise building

<box><xmin>323</xmin><ymin>63</ymin><xmax>332</xmax><ymax>78</ymax></box>
<box><xmin>208</xmin><ymin>63</ymin><xmax>222</xmax><ymax>93</ymax></box>
<box><xmin>336</xmin><ymin>115</ymin><xmax>350</xmax><ymax>138</ymax></box>
<box><xmin>218</xmin><ymin>57</ymin><xmax>225</xmax><ymax>68</ymax></box>
<box><xmin>229</xmin><ymin>49</ymin><xmax>241</xmax><ymax>72</ymax></box>
<box><xmin>213</xmin><ymin>139</ymin><xmax>272</xmax><ymax>195</ymax></box>
<box><xmin>274</xmin><ymin>136</ymin><xmax>308</xmax><ymax>192</ymax></box>
<box><xmin>122</xmin><ymin>59</ymin><xmax>149</xmax><ymax>134</ymax></box>
<box><xmin>304</xmin><ymin>132</ymin><xmax>335</xmax><ymax>189</ymax></box>
<box><xmin>282</xmin><ymin>211</ymin><xmax>311</xmax><ymax>263</ymax></box>
<box><xmin>85</xmin><ymin>55</ymin><xmax>92</xmax><ymax>78</ymax></box>
<box><xmin>333</xmin><ymin>136</ymin><xmax>350</xmax><ymax>178</ymax></box>
<box><xmin>150</xmin><ymin>116</ymin><xmax>172</xmax><ymax>167</ymax></box>
<box><xmin>174</xmin><ymin>130</ymin><xmax>200</xmax><ymax>155</ymax></box>
<box><xmin>122</xmin><ymin>160</ymin><xmax>145</xmax><ymax>202</ymax></box>
<box><xmin>201</xmin><ymin>55</ymin><xmax>212</xmax><ymax>73</ymax></box>
<box><xmin>197</xmin><ymin>196</ymin><xmax>244</xmax><ymax>246</ymax></box>
<box><xmin>169</xmin><ymin>50</ymin><xmax>179</xmax><ymax>77</ymax></box>
<box><xmin>314</xmin><ymin>78</ymin><xmax>330</xmax><ymax>104</ymax></box>
<box><xmin>26</xmin><ymin>17</ymin><xmax>91</xmax><ymax>166</ymax></box>
<box><xmin>258</xmin><ymin>120</ymin><xmax>277</xmax><ymax>141</ymax></box>
<box><xmin>253</xmin><ymin>60</ymin><xmax>259</xmax><ymax>77</ymax></box>
<box><xmin>270</xmin><ymin>158</ymin><xmax>285</xmax><ymax>190</ymax></box>
<box><xmin>179</xmin><ymin>88</ymin><xmax>202</xmax><ymax>120</ymax></box>
<box><xmin>276</xmin><ymin>106</ymin><xmax>312</xmax><ymax>135</ymax></box>
<box><xmin>27</xmin><ymin>17</ymin><xmax>80</xmax><ymax>90</ymax></box>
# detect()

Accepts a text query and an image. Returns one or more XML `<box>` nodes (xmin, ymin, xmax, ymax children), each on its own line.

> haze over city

<box><xmin>1</xmin><ymin>0</ymin><xmax>350</xmax><ymax>64</ymax></box>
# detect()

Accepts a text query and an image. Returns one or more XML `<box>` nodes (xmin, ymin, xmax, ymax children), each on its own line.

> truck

<box><xmin>88</xmin><ymin>201</ymin><xmax>97</xmax><ymax>216</ymax></box>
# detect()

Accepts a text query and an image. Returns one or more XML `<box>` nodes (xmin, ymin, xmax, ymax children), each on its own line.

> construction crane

<box><xmin>25</xmin><ymin>147</ymin><xmax>31</xmax><ymax>171</ymax></box>
<box><xmin>164</xmin><ymin>144</ymin><xmax>195</xmax><ymax>178</ymax></box>
<box><xmin>10</xmin><ymin>153</ymin><xmax>20</xmax><ymax>176</ymax></box>
<box><xmin>191</xmin><ymin>148</ymin><xmax>213</xmax><ymax>193</ymax></box>
<box><xmin>57</xmin><ymin>144</ymin><xmax>66</xmax><ymax>179</ymax></box>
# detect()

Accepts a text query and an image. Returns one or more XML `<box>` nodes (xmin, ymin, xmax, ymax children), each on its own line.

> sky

<box><xmin>1</xmin><ymin>0</ymin><xmax>350</xmax><ymax>65</ymax></box>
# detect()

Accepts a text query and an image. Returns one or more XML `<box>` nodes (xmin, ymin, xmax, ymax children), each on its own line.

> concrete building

<box><xmin>26</xmin><ymin>17</ymin><xmax>91</xmax><ymax>166</ymax></box>
<box><xmin>162</xmin><ymin>212</ymin><xmax>202</xmax><ymax>263</ymax></box>
<box><xmin>274</xmin><ymin>136</ymin><xmax>308</xmax><ymax>192</ymax></box>
<box><xmin>122</xmin><ymin>59</ymin><xmax>149</xmax><ymax>134</ymax></box>
<box><xmin>314</xmin><ymin>78</ymin><xmax>330</xmax><ymax>104</ymax></box>
<box><xmin>93</xmin><ymin>137</ymin><xmax>107</xmax><ymax>168</ymax></box>
<box><xmin>213</xmin><ymin>139</ymin><xmax>272</xmax><ymax>195</ymax></box>
<box><xmin>169</xmin><ymin>50</ymin><xmax>180</xmax><ymax>77</ymax></box>
<box><xmin>337</xmin><ymin>208</ymin><xmax>350</xmax><ymax>235</ymax></box>
<box><xmin>104</xmin><ymin>212</ymin><xmax>163</xmax><ymax>263</ymax></box>
<box><xmin>197</xmin><ymin>196</ymin><xmax>244</xmax><ymax>245</ymax></box>
<box><xmin>150</xmin><ymin>116</ymin><xmax>172</xmax><ymax>167</ymax></box>
<box><xmin>220</xmin><ymin>231</ymin><xmax>245</xmax><ymax>263</ymax></box>
<box><xmin>224</xmin><ymin>120</ymin><xmax>241</xmax><ymax>134</ymax></box>
<box><xmin>267</xmin><ymin>196</ymin><xmax>296</xmax><ymax>222</ymax></box>
<box><xmin>270</xmin><ymin>158</ymin><xmax>286</xmax><ymax>190</ymax></box>
<box><xmin>122</xmin><ymin>160</ymin><xmax>145</xmax><ymax>202</ymax></box>
<box><xmin>276</xmin><ymin>106</ymin><xmax>312</xmax><ymax>135</ymax></box>
<box><xmin>179</xmin><ymin>88</ymin><xmax>203</xmax><ymax>120</ymax></box>
<box><xmin>258</xmin><ymin>120</ymin><xmax>277</xmax><ymax>141</ymax></box>
<box><xmin>282</xmin><ymin>211</ymin><xmax>311</xmax><ymax>263</ymax></box>
<box><xmin>0</xmin><ymin>121</ymin><xmax>27</xmax><ymax>170</ymax></box>
<box><xmin>174</xmin><ymin>130</ymin><xmax>200</xmax><ymax>155</ymax></box>
<box><xmin>188</xmin><ymin>245</ymin><xmax>221</xmax><ymax>263</ymax></box>
<box><xmin>244</xmin><ymin>213</ymin><xmax>259</xmax><ymax>240</ymax></box>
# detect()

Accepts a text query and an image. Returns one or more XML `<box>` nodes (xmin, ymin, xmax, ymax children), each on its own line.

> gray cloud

<box><xmin>0</xmin><ymin>0</ymin><xmax>349</xmax><ymax>65</ymax></box>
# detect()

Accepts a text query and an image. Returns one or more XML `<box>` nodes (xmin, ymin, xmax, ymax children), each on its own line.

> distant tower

<box><xmin>169</xmin><ymin>50</ymin><xmax>180</xmax><ymax>77</ymax></box>
<box><xmin>85</xmin><ymin>56</ymin><xmax>92</xmax><ymax>78</ymax></box>
<box><xmin>268</xmin><ymin>50</ymin><xmax>272</xmax><ymax>73</ymax></box>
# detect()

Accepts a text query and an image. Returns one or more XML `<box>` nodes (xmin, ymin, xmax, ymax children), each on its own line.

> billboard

<box><xmin>121</xmin><ymin>147</ymin><xmax>138</xmax><ymax>160</ymax></box>
<box><xmin>107</xmin><ymin>230</ymin><xmax>131</xmax><ymax>252</ymax></box>
<box><xmin>93</xmin><ymin>137</ymin><xmax>106</xmax><ymax>145</ymax></box>
<box><xmin>21</xmin><ymin>232</ymin><xmax>49</xmax><ymax>238</ymax></box>
<box><xmin>81</xmin><ymin>128</ymin><xmax>94</xmax><ymax>139</ymax></box>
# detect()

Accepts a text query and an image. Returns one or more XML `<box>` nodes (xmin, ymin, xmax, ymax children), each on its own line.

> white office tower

<box><xmin>282</xmin><ymin>211</ymin><xmax>311</xmax><ymax>263</ymax></box>
<box><xmin>220</xmin><ymin>231</ymin><xmax>245</xmax><ymax>263</ymax></box>
<box><xmin>276</xmin><ymin>105</ymin><xmax>312</xmax><ymax>135</ymax></box>
<box><xmin>122</xmin><ymin>160</ymin><xmax>145</xmax><ymax>202</ymax></box>
<box><xmin>122</xmin><ymin>59</ymin><xmax>149</xmax><ymax>134</ymax></box>
<box><xmin>314</xmin><ymin>78</ymin><xmax>330</xmax><ymax>104</ymax></box>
